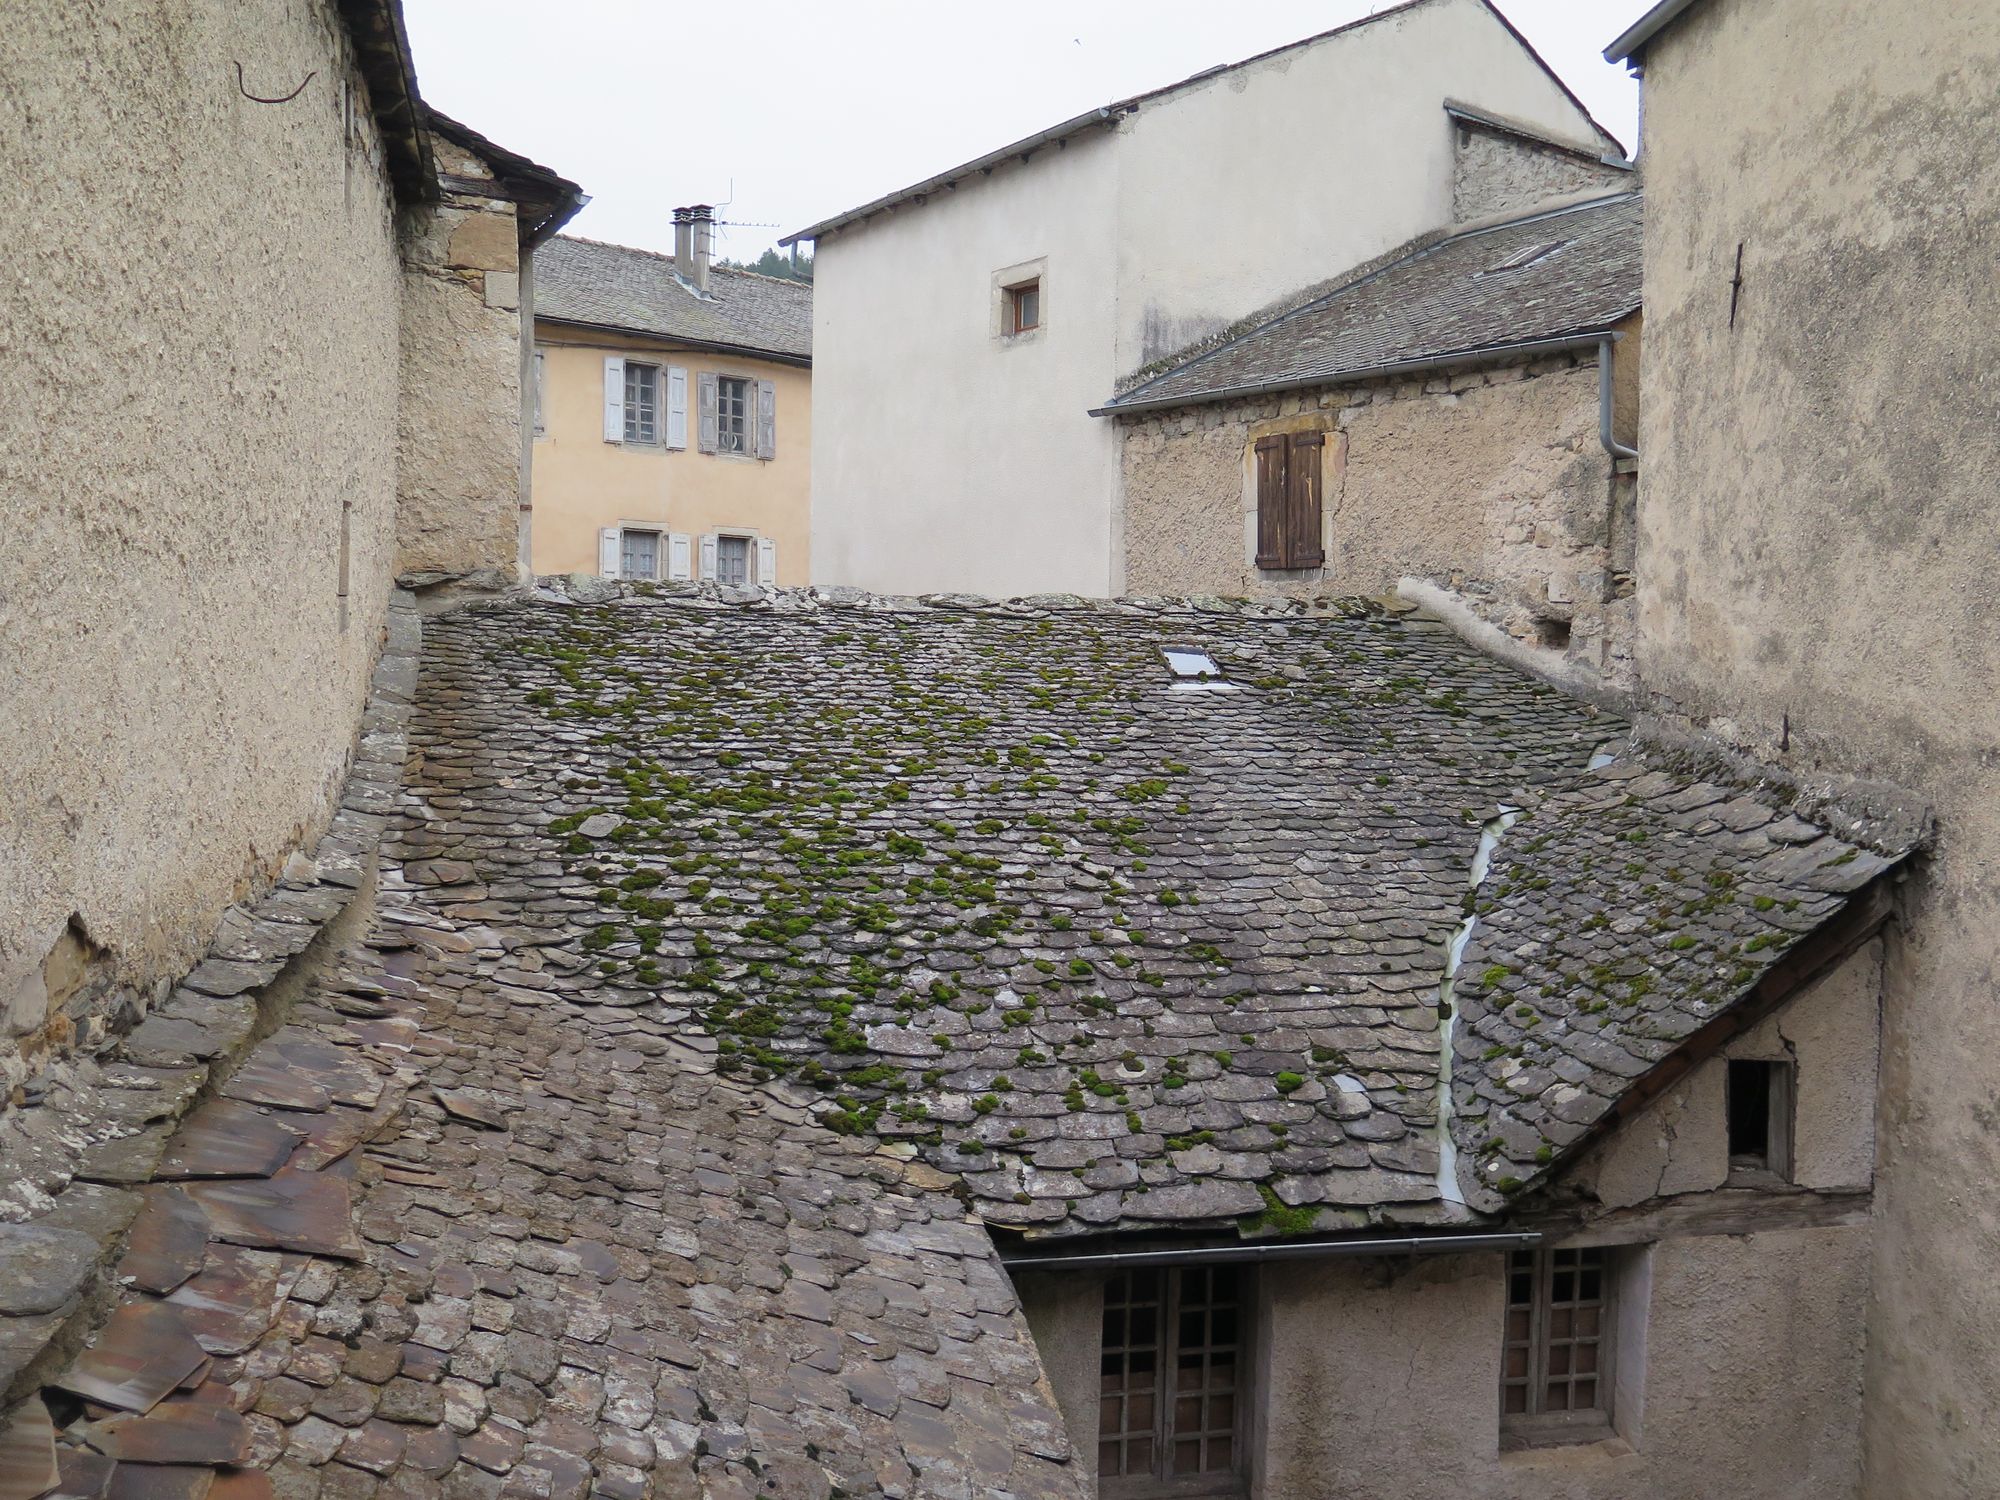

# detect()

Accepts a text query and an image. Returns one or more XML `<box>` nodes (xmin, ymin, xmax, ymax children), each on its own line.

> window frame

<box><xmin>1726</xmin><ymin>1058</ymin><xmax>1795</xmax><ymax>1181</ymax></box>
<box><xmin>1500</xmin><ymin>1246</ymin><xmax>1617</xmax><ymax>1450</ymax></box>
<box><xmin>714</xmin><ymin>373</ymin><xmax>754</xmax><ymax>456</ymax></box>
<box><xmin>532</xmin><ymin>346</ymin><xmax>547</xmax><ymax>437</ymax></box>
<box><xmin>713</xmin><ymin>532</ymin><xmax>754</xmax><ymax>587</ymax></box>
<box><xmin>618</xmin><ymin>526</ymin><xmax>662</xmax><ymax>582</ymax></box>
<box><xmin>1004</xmin><ymin>278</ymin><xmax>1042</xmax><ymax>336</ymax></box>
<box><xmin>1099</xmin><ymin>1265</ymin><xmax>1252</xmax><ymax>1500</ymax></box>
<box><xmin>1251</xmin><ymin>428</ymin><xmax>1327</xmax><ymax>572</ymax></box>
<box><xmin>623</xmin><ymin>360</ymin><xmax>662</xmax><ymax>445</ymax></box>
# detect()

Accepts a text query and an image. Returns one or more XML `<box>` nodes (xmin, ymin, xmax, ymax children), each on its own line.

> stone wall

<box><xmin>0</xmin><ymin>2</ymin><xmax>403</xmax><ymax>1086</ymax></box>
<box><xmin>1627</xmin><ymin>3</ymin><xmax>2000</xmax><ymax>1489</ymax></box>
<box><xmin>395</xmin><ymin>128</ymin><xmax>529</xmax><ymax>588</ymax></box>
<box><xmin>1117</xmin><ymin>337</ymin><xmax>1638</xmax><ymax>683</ymax></box>
<box><xmin>1451</xmin><ymin>120</ymin><xmax>1633</xmax><ymax>225</ymax></box>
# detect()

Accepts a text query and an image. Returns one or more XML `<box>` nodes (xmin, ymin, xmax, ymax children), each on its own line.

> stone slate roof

<box><xmin>536</xmin><ymin>237</ymin><xmax>813</xmax><ymax>364</ymax></box>
<box><xmin>0</xmin><ymin>592</ymin><xmax>1082</xmax><ymax>1500</ymax></box>
<box><xmin>441</xmin><ymin>580</ymin><xmax>1901</xmax><ymax>1240</ymax></box>
<box><xmin>1099</xmin><ymin>192</ymin><xmax>1642</xmax><ymax>414</ymax></box>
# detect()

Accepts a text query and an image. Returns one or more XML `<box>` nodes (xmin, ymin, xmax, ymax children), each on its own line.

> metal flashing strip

<box><xmin>1001</xmin><ymin>1230</ymin><xmax>1542</xmax><ymax>1273</ymax></box>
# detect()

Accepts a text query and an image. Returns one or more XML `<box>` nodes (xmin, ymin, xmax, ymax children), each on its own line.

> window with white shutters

<box><xmin>716</xmin><ymin>376</ymin><xmax>751</xmax><ymax>454</ymax></box>
<box><xmin>624</xmin><ymin>362</ymin><xmax>660</xmax><ymax>444</ymax></box>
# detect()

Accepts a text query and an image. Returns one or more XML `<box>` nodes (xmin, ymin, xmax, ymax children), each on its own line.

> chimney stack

<box><xmin>672</xmin><ymin>204</ymin><xmax>715</xmax><ymax>295</ymax></box>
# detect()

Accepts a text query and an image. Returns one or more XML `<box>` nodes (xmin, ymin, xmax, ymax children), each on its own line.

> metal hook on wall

<box><xmin>234</xmin><ymin>61</ymin><xmax>316</xmax><ymax>105</ymax></box>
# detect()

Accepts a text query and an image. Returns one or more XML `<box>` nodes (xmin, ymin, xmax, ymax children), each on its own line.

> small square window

<box><xmin>1727</xmin><ymin>1059</ymin><xmax>1793</xmax><ymax>1179</ymax></box>
<box><xmin>1004</xmin><ymin>279</ymin><xmax>1041</xmax><ymax>335</ymax></box>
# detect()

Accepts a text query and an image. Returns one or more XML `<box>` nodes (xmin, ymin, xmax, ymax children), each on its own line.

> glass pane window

<box><xmin>1006</xmin><ymin>279</ymin><xmax>1041</xmax><ymax>334</ymax></box>
<box><xmin>1100</xmin><ymin>1266</ymin><xmax>1247</xmax><ymax>1496</ymax></box>
<box><xmin>717</xmin><ymin>376</ymin><xmax>751</xmax><ymax>453</ymax></box>
<box><xmin>624</xmin><ymin>362</ymin><xmax>659</xmax><ymax>444</ymax></box>
<box><xmin>1501</xmin><ymin>1248</ymin><xmax>1614</xmax><ymax>1442</ymax></box>
<box><xmin>620</xmin><ymin>529</ymin><xmax>659</xmax><ymax>581</ymax></box>
<box><xmin>716</xmin><ymin>535</ymin><xmax>751</xmax><ymax>587</ymax></box>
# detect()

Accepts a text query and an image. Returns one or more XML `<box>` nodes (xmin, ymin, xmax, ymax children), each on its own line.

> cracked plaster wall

<box><xmin>0</xmin><ymin>2</ymin><xmax>401</xmax><ymax>1082</ymax></box>
<box><xmin>1628</xmin><ymin>1</ymin><xmax>2000</xmax><ymax>1488</ymax></box>
<box><xmin>1583</xmin><ymin>940</ymin><xmax>1881</xmax><ymax>1207</ymax></box>
<box><xmin>1119</xmin><ymin>340</ymin><xmax>1638</xmax><ymax>680</ymax></box>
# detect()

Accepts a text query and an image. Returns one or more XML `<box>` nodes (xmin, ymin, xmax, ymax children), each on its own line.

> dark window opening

<box><xmin>1536</xmin><ymin>617</ymin><xmax>1572</xmax><ymax>651</ymax></box>
<box><xmin>1728</xmin><ymin>1059</ymin><xmax>1793</xmax><ymax>1177</ymax></box>
<box><xmin>1100</xmin><ymin>1265</ymin><xmax>1248</xmax><ymax>1497</ymax></box>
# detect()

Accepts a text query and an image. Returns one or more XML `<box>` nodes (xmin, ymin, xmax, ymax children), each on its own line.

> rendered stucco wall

<box><xmin>529</xmin><ymin>332</ymin><xmax>812</xmax><ymax>585</ymax></box>
<box><xmin>396</xmin><ymin>132</ymin><xmax>526</xmax><ymax>585</ymax></box>
<box><xmin>1119</xmin><ymin>347</ymin><xmax>1633</xmax><ymax>677</ymax></box>
<box><xmin>1582</xmin><ymin>941</ymin><xmax>1882</xmax><ymax>1207</ymax></box>
<box><xmin>1111</xmin><ymin>0</ymin><xmax>1614</xmax><ymax>372</ymax></box>
<box><xmin>1628</xmin><ymin>3</ymin><xmax>2000</xmax><ymax>1490</ymax></box>
<box><xmin>807</xmin><ymin>0</ymin><xmax>1612</xmax><ymax>600</ymax></box>
<box><xmin>0</xmin><ymin>2</ymin><xmax>401</xmax><ymax>1075</ymax></box>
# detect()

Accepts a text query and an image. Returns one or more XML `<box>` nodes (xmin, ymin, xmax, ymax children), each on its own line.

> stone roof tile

<box><xmin>536</xmin><ymin>236</ymin><xmax>812</xmax><ymax>362</ymax></box>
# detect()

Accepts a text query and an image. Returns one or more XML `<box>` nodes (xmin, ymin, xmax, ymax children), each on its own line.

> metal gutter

<box><xmin>1599</xmin><ymin>333</ymin><xmax>1638</xmax><ymax>460</ymax></box>
<box><xmin>1002</xmin><ymin>1230</ymin><xmax>1542</xmax><ymax>1273</ymax></box>
<box><xmin>1442</xmin><ymin>101</ymin><xmax>1634</xmax><ymax>171</ymax></box>
<box><xmin>1091</xmin><ymin>331</ymin><xmax>1614</xmax><ymax>419</ymax></box>
<box><xmin>1605</xmin><ymin>0</ymin><xmax>1710</xmax><ymax>64</ymax></box>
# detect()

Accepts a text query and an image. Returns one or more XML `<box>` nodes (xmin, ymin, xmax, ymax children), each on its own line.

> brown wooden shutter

<box><xmin>1254</xmin><ymin>435</ymin><xmax>1289</xmax><ymax>569</ymax></box>
<box><xmin>1287</xmin><ymin>431</ymin><xmax>1325</xmax><ymax>568</ymax></box>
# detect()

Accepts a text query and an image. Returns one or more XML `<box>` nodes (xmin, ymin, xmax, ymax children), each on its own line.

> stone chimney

<box><xmin>672</xmin><ymin>204</ymin><xmax>715</xmax><ymax>295</ymax></box>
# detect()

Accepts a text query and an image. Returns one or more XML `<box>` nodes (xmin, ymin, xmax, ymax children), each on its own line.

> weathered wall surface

<box><xmin>1019</xmin><ymin>1224</ymin><xmax>1867</xmax><ymax>1499</ymax></box>
<box><xmin>1119</xmin><ymin>347</ymin><xmax>1633</xmax><ymax>678</ymax></box>
<box><xmin>1581</xmin><ymin>940</ymin><xmax>1881</xmax><ymax>1207</ymax></box>
<box><xmin>0</xmin><ymin>3</ymin><xmax>402</xmax><ymax>1079</ymax></box>
<box><xmin>807</xmin><ymin>0</ymin><xmax>1614</xmax><ymax>599</ymax></box>
<box><xmin>1451</xmin><ymin>124</ymin><xmax>1632</xmax><ymax>226</ymax></box>
<box><xmin>1629</xmin><ymin>2</ymin><xmax>2000</xmax><ymax>1490</ymax></box>
<box><xmin>530</xmin><ymin>332</ymin><xmax>812</xmax><ymax>585</ymax></box>
<box><xmin>396</xmin><ymin>131</ymin><xmax>525</xmax><ymax>585</ymax></box>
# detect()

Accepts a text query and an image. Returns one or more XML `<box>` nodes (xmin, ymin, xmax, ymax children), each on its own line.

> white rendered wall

<box><xmin>808</xmin><ymin>0</ymin><xmax>1614</xmax><ymax>599</ymax></box>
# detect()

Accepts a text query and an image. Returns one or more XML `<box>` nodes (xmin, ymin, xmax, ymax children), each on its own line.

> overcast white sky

<box><xmin>403</xmin><ymin>0</ymin><xmax>1653</xmax><ymax>263</ymax></box>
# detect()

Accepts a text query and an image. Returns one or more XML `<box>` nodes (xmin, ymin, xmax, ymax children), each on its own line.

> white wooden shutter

<box><xmin>756</xmin><ymin>380</ymin><xmax>776</xmax><ymax>460</ymax></box>
<box><xmin>598</xmin><ymin>527</ymin><xmax>621</xmax><ymax>578</ymax></box>
<box><xmin>666</xmin><ymin>366</ymin><xmax>689</xmax><ymax>449</ymax></box>
<box><xmin>698</xmin><ymin>533</ymin><xmax>718</xmax><ymax>582</ymax></box>
<box><xmin>602</xmin><ymin>357</ymin><xmax>625</xmax><ymax>443</ymax></box>
<box><xmin>697</xmin><ymin>372</ymin><xmax>720</xmax><ymax>454</ymax></box>
<box><xmin>667</xmin><ymin>532</ymin><xmax>693</xmax><ymax>581</ymax></box>
<box><xmin>756</xmin><ymin>536</ymin><xmax>777</xmax><ymax>586</ymax></box>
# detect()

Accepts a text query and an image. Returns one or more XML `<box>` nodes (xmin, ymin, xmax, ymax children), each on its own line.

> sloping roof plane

<box><xmin>1098</xmin><ymin>192</ymin><xmax>1642</xmax><ymax>415</ymax></box>
<box><xmin>535</xmin><ymin>236</ymin><xmax>814</xmax><ymax>364</ymax></box>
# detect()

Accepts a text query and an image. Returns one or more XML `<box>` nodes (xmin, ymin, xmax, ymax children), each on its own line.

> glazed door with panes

<box><xmin>1100</xmin><ymin>1265</ymin><xmax>1248</xmax><ymax>1497</ymax></box>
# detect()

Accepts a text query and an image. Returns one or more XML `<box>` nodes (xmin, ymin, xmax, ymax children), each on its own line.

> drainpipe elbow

<box><xmin>1599</xmin><ymin>334</ymin><xmax>1639</xmax><ymax>461</ymax></box>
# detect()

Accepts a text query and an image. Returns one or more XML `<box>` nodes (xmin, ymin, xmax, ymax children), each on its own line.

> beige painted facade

<box><xmin>806</xmin><ymin>0</ymin><xmax>1619</xmax><ymax>599</ymax></box>
<box><xmin>1018</xmin><ymin>946</ymin><xmax>1880</xmax><ymax>1497</ymax></box>
<box><xmin>530</xmin><ymin>329</ymin><xmax>811</xmax><ymax>586</ymax></box>
<box><xmin>1622</xmin><ymin>1</ymin><xmax>2000</xmax><ymax>1492</ymax></box>
<box><xmin>0</xmin><ymin>2</ymin><xmax>404</xmax><ymax>1078</ymax></box>
<box><xmin>1119</xmin><ymin>332</ymin><xmax>1640</xmax><ymax>683</ymax></box>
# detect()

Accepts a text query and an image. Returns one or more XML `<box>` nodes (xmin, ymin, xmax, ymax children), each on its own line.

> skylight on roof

<box><xmin>1162</xmin><ymin>647</ymin><xmax>1241</xmax><ymax>693</ymax></box>
<box><xmin>1480</xmin><ymin>239</ymin><xmax>1567</xmax><ymax>276</ymax></box>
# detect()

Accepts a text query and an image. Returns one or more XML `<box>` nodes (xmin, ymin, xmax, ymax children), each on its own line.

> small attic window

<box><xmin>1480</xmin><ymin>240</ymin><xmax>1567</xmax><ymax>276</ymax></box>
<box><xmin>1163</xmin><ymin>648</ymin><xmax>1222</xmax><ymax>680</ymax></box>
